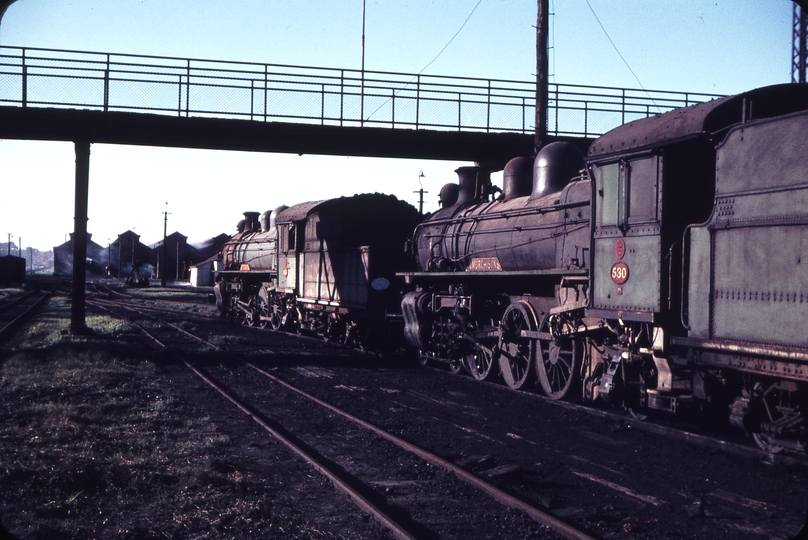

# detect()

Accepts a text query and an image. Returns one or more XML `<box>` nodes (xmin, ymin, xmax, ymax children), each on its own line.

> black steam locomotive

<box><xmin>217</xmin><ymin>84</ymin><xmax>808</xmax><ymax>453</ymax></box>
<box><xmin>402</xmin><ymin>84</ymin><xmax>808</xmax><ymax>453</ymax></box>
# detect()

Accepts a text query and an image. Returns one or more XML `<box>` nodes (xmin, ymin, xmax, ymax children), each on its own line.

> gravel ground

<box><xmin>1</xmin><ymin>285</ymin><xmax>807</xmax><ymax>539</ymax></box>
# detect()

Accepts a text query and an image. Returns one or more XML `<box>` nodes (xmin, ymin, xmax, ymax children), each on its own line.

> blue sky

<box><xmin>0</xmin><ymin>0</ymin><xmax>795</xmax><ymax>250</ymax></box>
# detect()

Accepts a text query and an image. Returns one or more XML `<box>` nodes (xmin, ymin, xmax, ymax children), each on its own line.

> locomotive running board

<box><xmin>398</xmin><ymin>269</ymin><xmax>587</xmax><ymax>283</ymax></box>
<box><xmin>671</xmin><ymin>336</ymin><xmax>808</xmax><ymax>382</ymax></box>
<box><xmin>671</xmin><ymin>336</ymin><xmax>808</xmax><ymax>364</ymax></box>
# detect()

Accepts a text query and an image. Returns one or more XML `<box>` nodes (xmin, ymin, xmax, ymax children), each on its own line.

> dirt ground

<box><xmin>0</xmin><ymin>290</ymin><xmax>391</xmax><ymax>540</ymax></box>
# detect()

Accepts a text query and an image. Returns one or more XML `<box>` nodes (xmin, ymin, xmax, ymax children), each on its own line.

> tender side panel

<box><xmin>301</xmin><ymin>248</ymin><xmax>370</xmax><ymax>307</ymax></box>
<box><xmin>712</xmin><ymin>225</ymin><xmax>808</xmax><ymax>346</ymax></box>
<box><xmin>688</xmin><ymin>110</ymin><xmax>808</xmax><ymax>349</ymax></box>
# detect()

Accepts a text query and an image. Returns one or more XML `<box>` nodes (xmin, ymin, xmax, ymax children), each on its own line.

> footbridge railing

<box><xmin>0</xmin><ymin>46</ymin><xmax>723</xmax><ymax>138</ymax></box>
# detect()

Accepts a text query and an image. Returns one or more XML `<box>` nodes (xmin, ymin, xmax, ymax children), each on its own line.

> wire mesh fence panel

<box><xmin>458</xmin><ymin>99</ymin><xmax>488</xmax><ymax>132</ymax></box>
<box><xmin>0</xmin><ymin>72</ymin><xmax>22</xmax><ymax>104</ymax></box>
<box><xmin>488</xmin><ymin>100</ymin><xmax>530</xmax><ymax>132</ymax></box>
<box><xmin>108</xmin><ymin>78</ymin><xmax>182</xmax><ymax>114</ymax></box>
<box><xmin>264</xmin><ymin>87</ymin><xmax>326</xmax><ymax>121</ymax></box>
<box><xmin>388</xmin><ymin>95</ymin><xmax>418</xmax><ymax>128</ymax></box>
<box><xmin>26</xmin><ymin>73</ymin><xmax>104</xmax><ymax>109</ymax></box>
<box><xmin>188</xmin><ymin>83</ymin><xmax>255</xmax><ymax>118</ymax></box>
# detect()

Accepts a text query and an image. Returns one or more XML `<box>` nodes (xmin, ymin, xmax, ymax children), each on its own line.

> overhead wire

<box><xmin>583</xmin><ymin>0</ymin><xmax>661</xmax><ymax>112</ymax></box>
<box><xmin>364</xmin><ymin>0</ymin><xmax>484</xmax><ymax>121</ymax></box>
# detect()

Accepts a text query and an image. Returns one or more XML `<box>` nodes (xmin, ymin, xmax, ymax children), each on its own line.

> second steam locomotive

<box><xmin>216</xmin><ymin>84</ymin><xmax>808</xmax><ymax>454</ymax></box>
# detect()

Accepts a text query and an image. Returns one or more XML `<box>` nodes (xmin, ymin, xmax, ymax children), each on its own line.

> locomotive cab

<box><xmin>585</xmin><ymin>85</ymin><xmax>808</xmax><ymax>441</ymax></box>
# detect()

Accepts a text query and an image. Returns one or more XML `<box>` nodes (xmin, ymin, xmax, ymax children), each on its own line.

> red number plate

<box><xmin>611</xmin><ymin>262</ymin><xmax>629</xmax><ymax>284</ymax></box>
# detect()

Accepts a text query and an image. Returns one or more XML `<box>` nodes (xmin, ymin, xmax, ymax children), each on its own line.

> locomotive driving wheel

<box><xmin>536</xmin><ymin>315</ymin><xmax>580</xmax><ymax>400</ymax></box>
<box><xmin>255</xmin><ymin>291</ymin><xmax>270</xmax><ymax>329</ymax></box>
<box><xmin>497</xmin><ymin>302</ymin><xmax>536</xmax><ymax>389</ymax></box>
<box><xmin>267</xmin><ymin>294</ymin><xmax>284</xmax><ymax>330</ymax></box>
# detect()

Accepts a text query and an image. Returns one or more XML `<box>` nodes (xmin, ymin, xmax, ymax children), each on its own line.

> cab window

<box><xmin>596</xmin><ymin>155</ymin><xmax>659</xmax><ymax>230</ymax></box>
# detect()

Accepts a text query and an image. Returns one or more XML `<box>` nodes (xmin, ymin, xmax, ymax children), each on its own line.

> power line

<box><xmin>584</xmin><ymin>0</ymin><xmax>660</xmax><ymax>111</ymax></box>
<box><xmin>418</xmin><ymin>0</ymin><xmax>484</xmax><ymax>75</ymax></box>
<box><xmin>365</xmin><ymin>0</ymin><xmax>484</xmax><ymax>121</ymax></box>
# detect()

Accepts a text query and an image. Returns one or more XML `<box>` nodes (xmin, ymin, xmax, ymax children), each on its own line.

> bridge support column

<box><xmin>70</xmin><ymin>141</ymin><xmax>91</xmax><ymax>334</ymax></box>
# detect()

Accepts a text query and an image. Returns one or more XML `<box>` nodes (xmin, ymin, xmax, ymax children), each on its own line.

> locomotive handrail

<box><xmin>0</xmin><ymin>45</ymin><xmax>724</xmax><ymax>137</ymax></box>
<box><xmin>398</xmin><ymin>268</ymin><xmax>589</xmax><ymax>278</ymax></box>
<box><xmin>413</xmin><ymin>198</ymin><xmax>590</xmax><ymax>232</ymax></box>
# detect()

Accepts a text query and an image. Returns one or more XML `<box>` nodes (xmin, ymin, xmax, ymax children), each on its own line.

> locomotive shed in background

<box><xmin>0</xmin><ymin>105</ymin><xmax>591</xmax><ymax>331</ymax></box>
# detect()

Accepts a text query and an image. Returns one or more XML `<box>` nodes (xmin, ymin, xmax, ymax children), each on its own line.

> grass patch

<box><xmin>0</xmin><ymin>345</ymin><xmax>255</xmax><ymax>539</ymax></box>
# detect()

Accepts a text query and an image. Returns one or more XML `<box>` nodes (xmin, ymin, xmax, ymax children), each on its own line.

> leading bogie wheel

<box><xmin>466</xmin><ymin>347</ymin><xmax>494</xmax><ymax>381</ymax></box>
<box><xmin>449</xmin><ymin>357</ymin><xmax>465</xmax><ymax>374</ymax></box>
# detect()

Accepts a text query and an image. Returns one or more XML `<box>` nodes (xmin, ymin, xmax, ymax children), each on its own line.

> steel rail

<box><xmin>434</xmin><ymin>365</ymin><xmax>808</xmax><ymax>466</ymax></box>
<box><xmin>89</xmin><ymin>297</ymin><xmax>221</xmax><ymax>349</ymax></box>
<box><xmin>83</xmin><ymin>298</ymin><xmax>423</xmax><ymax>538</ymax></box>
<box><xmin>0</xmin><ymin>290</ymin><xmax>51</xmax><ymax>342</ymax></box>
<box><xmin>86</xmin><ymin>299</ymin><xmax>169</xmax><ymax>348</ymax></box>
<box><xmin>0</xmin><ymin>289</ymin><xmax>38</xmax><ymax>314</ymax></box>
<box><xmin>247</xmin><ymin>363</ymin><xmax>597</xmax><ymax>540</ymax></box>
<box><xmin>184</xmin><ymin>361</ymin><xmax>421</xmax><ymax>540</ymax></box>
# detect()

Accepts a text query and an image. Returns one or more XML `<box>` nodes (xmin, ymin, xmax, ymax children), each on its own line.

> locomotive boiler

<box><xmin>215</xmin><ymin>193</ymin><xmax>421</xmax><ymax>348</ymax></box>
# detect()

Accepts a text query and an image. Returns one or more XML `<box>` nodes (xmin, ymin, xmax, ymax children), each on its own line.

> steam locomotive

<box><xmin>216</xmin><ymin>84</ymin><xmax>808</xmax><ymax>453</ymax></box>
<box><xmin>403</xmin><ymin>84</ymin><xmax>808</xmax><ymax>454</ymax></box>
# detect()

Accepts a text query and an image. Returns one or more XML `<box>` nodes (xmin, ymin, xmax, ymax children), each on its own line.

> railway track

<box><xmin>0</xmin><ymin>284</ymin><xmax>60</xmax><ymax>344</ymax></box>
<box><xmin>90</xmin><ymin>293</ymin><xmax>595</xmax><ymax>540</ymax></box>
<box><xmin>430</xmin><ymin>363</ymin><xmax>808</xmax><ymax>465</ymax></box>
<box><xmin>80</xmin><ymin>290</ymin><xmax>808</xmax><ymax>538</ymax></box>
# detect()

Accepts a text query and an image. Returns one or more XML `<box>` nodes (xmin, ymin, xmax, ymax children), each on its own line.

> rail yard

<box><xmin>0</xmin><ymin>279</ymin><xmax>806</xmax><ymax>539</ymax></box>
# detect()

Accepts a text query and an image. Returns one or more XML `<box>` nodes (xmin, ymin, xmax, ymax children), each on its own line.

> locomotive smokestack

<box><xmin>454</xmin><ymin>166</ymin><xmax>491</xmax><ymax>205</ymax></box>
<box><xmin>242</xmin><ymin>212</ymin><xmax>261</xmax><ymax>232</ymax></box>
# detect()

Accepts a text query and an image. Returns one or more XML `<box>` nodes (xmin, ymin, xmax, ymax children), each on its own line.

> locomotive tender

<box><xmin>402</xmin><ymin>84</ymin><xmax>808</xmax><ymax>453</ymax></box>
<box><xmin>216</xmin><ymin>84</ymin><xmax>808</xmax><ymax>453</ymax></box>
<box><xmin>214</xmin><ymin>193</ymin><xmax>421</xmax><ymax>348</ymax></box>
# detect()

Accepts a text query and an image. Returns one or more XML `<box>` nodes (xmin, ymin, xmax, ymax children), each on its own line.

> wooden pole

<box><xmin>535</xmin><ymin>0</ymin><xmax>549</xmax><ymax>155</ymax></box>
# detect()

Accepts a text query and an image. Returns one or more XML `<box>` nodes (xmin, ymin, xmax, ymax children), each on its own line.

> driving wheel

<box><xmin>497</xmin><ymin>302</ymin><xmax>535</xmax><ymax>389</ymax></box>
<box><xmin>536</xmin><ymin>315</ymin><xmax>580</xmax><ymax>400</ymax></box>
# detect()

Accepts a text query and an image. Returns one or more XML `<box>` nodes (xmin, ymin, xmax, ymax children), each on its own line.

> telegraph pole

<box><xmin>70</xmin><ymin>141</ymin><xmax>91</xmax><ymax>334</ymax></box>
<box><xmin>161</xmin><ymin>202</ymin><xmax>170</xmax><ymax>287</ymax></box>
<box><xmin>535</xmin><ymin>0</ymin><xmax>549</xmax><ymax>154</ymax></box>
